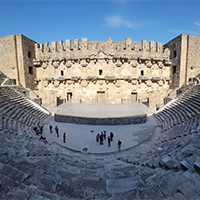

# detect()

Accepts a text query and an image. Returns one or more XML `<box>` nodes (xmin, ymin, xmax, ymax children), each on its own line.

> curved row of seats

<box><xmin>117</xmin><ymin>84</ymin><xmax>200</xmax><ymax>180</ymax></box>
<box><xmin>1</xmin><ymin>79</ymin><xmax>200</xmax><ymax>198</ymax></box>
<box><xmin>154</xmin><ymin>84</ymin><xmax>200</xmax><ymax>140</ymax></box>
<box><xmin>0</xmin><ymin>86</ymin><xmax>51</xmax><ymax>136</ymax></box>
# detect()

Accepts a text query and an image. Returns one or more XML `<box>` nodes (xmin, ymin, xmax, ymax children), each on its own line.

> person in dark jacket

<box><xmin>118</xmin><ymin>140</ymin><xmax>122</xmax><ymax>151</ymax></box>
<box><xmin>110</xmin><ymin>132</ymin><xmax>114</xmax><ymax>141</ymax></box>
<box><xmin>49</xmin><ymin>125</ymin><xmax>52</xmax><ymax>133</ymax></box>
<box><xmin>107</xmin><ymin>136</ymin><xmax>111</xmax><ymax>147</ymax></box>
<box><xmin>63</xmin><ymin>132</ymin><xmax>66</xmax><ymax>143</ymax></box>
<box><xmin>100</xmin><ymin>133</ymin><xmax>104</xmax><ymax>145</ymax></box>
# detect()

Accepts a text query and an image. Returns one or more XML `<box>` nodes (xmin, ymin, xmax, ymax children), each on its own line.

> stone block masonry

<box><xmin>2</xmin><ymin>33</ymin><xmax>200</xmax><ymax>108</ymax></box>
<box><xmin>34</xmin><ymin>37</ymin><xmax>172</xmax><ymax>107</ymax></box>
<box><xmin>54</xmin><ymin>114</ymin><xmax>147</xmax><ymax>125</ymax></box>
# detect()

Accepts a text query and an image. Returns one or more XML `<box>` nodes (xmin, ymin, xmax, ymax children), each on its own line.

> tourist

<box><xmin>100</xmin><ymin>133</ymin><xmax>104</xmax><ymax>145</ymax></box>
<box><xmin>96</xmin><ymin>133</ymin><xmax>99</xmax><ymax>142</ymax></box>
<box><xmin>49</xmin><ymin>125</ymin><xmax>52</xmax><ymax>133</ymax></box>
<box><xmin>103</xmin><ymin>130</ymin><xmax>106</xmax><ymax>139</ymax></box>
<box><xmin>55</xmin><ymin>125</ymin><xmax>59</xmax><ymax>137</ymax></box>
<box><xmin>36</xmin><ymin>130</ymin><xmax>41</xmax><ymax>135</ymax></box>
<box><xmin>43</xmin><ymin>137</ymin><xmax>48</xmax><ymax>144</ymax></box>
<box><xmin>110</xmin><ymin>132</ymin><xmax>114</xmax><ymax>141</ymax></box>
<box><xmin>118</xmin><ymin>140</ymin><xmax>122</xmax><ymax>151</ymax></box>
<box><xmin>63</xmin><ymin>132</ymin><xmax>66</xmax><ymax>143</ymax></box>
<box><xmin>33</xmin><ymin>127</ymin><xmax>37</xmax><ymax>133</ymax></box>
<box><xmin>107</xmin><ymin>136</ymin><xmax>111</xmax><ymax>147</ymax></box>
<box><xmin>40</xmin><ymin>125</ymin><xmax>44</xmax><ymax>134</ymax></box>
<box><xmin>39</xmin><ymin>135</ymin><xmax>44</xmax><ymax>141</ymax></box>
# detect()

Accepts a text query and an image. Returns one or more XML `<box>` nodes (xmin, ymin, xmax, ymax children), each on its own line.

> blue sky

<box><xmin>1</xmin><ymin>0</ymin><xmax>200</xmax><ymax>45</ymax></box>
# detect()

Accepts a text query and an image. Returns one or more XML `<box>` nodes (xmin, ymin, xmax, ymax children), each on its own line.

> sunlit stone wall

<box><xmin>34</xmin><ymin>37</ymin><xmax>172</xmax><ymax>107</ymax></box>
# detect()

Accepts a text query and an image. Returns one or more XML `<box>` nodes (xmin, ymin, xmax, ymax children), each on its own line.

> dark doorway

<box><xmin>67</xmin><ymin>92</ymin><xmax>72</xmax><ymax>101</ymax></box>
<box><xmin>57</xmin><ymin>97</ymin><xmax>65</xmax><ymax>106</ymax></box>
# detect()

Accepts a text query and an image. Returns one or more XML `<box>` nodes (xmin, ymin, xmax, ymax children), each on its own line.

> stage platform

<box><xmin>54</xmin><ymin>102</ymin><xmax>148</xmax><ymax>125</ymax></box>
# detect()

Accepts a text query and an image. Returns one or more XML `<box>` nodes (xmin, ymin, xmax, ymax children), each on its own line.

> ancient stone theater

<box><xmin>2</xmin><ymin>33</ymin><xmax>200</xmax><ymax>199</ymax></box>
<box><xmin>0</xmin><ymin>33</ymin><xmax>200</xmax><ymax>107</ymax></box>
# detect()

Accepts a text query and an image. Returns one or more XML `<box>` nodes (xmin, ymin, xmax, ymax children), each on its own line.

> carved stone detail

<box><xmin>65</xmin><ymin>62</ymin><xmax>72</xmax><ymax>68</ymax></box>
<box><xmin>158</xmin><ymin>61</ymin><xmax>164</xmax><ymax>68</ymax></box>
<box><xmin>146</xmin><ymin>61</ymin><xmax>152</xmax><ymax>68</ymax></box>
<box><xmin>115</xmin><ymin>60</ymin><xmax>122</xmax><ymax>67</ymax></box>
<box><xmin>158</xmin><ymin>80</ymin><xmax>164</xmax><ymax>86</ymax></box>
<box><xmin>131</xmin><ymin>80</ymin><xmax>138</xmax><ymax>85</ymax></box>
<box><xmin>33</xmin><ymin>59</ymin><xmax>42</xmax><ymax>66</ymax></box>
<box><xmin>146</xmin><ymin>80</ymin><xmax>152</xmax><ymax>87</ymax></box>
<box><xmin>81</xmin><ymin>80</ymin><xmax>88</xmax><ymax>87</ymax></box>
<box><xmin>81</xmin><ymin>59</ymin><xmax>88</xmax><ymax>67</ymax></box>
<box><xmin>42</xmin><ymin>80</ymin><xmax>48</xmax><ymax>87</ymax></box>
<box><xmin>42</xmin><ymin>62</ymin><xmax>47</xmax><ymax>69</ymax></box>
<box><xmin>131</xmin><ymin>62</ymin><xmax>138</xmax><ymax>67</ymax></box>
<box><xmin>54</xmin><ymin>80</ymin><xmax>60</xmax><ymax>87</ymax></box>
<box><xmin>98</xmin><ymin>80</ymin><xmax>104</xmax><ymax>85</ymax></box>
<box><xmin>66</xmin><ymin>80</ymin><xmax>72</xmax><ymax>85</ymax></box>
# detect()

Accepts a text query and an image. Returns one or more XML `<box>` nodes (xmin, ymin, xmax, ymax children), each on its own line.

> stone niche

<box><xmin>42</xmin><ymin>80</ymin><xmax>48</xmax><ymax>87</ymax></box>
<box><xmin>54</xmin><ymin>80</ymin><xmax>60</xmax><ymax>87</ymax></box>
<box><xmin>81</xmin><ymin>80</ymin><xmax>88</xmax><ymax>87</ymax></box>
<box><xmin>146</xmin><ymin>80</ymin><xmax>152</xmax><ymax>87</ymax></box>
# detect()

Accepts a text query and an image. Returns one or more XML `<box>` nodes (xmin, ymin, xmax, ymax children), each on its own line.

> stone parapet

<box><xmin>54</xmin><ymin>114</ymin><xmax>147</xmax><ymax>125</ymax></box>
<box><xmin>35</xmin><ymin>37</ymin><xmax>170</xmax><ymax>60</ymax></box>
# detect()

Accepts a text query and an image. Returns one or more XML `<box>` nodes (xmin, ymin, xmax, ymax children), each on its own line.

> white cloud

<box><xmin>195</xmin><ymin>22</ymin><xmax>200</xmax><ymax>27</ymax></box>
<box><xmin>105</xmin><ymin>15</ymin><xmax>152</xmax><ymax>30</ymax></box>
<box><xmin>105</xmin><ymin>15</ymin><xmax>135</xmax><ymax>29</ymax></box>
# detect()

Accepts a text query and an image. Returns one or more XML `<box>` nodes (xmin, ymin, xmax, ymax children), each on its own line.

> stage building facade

<box><xmin>0</xmin><ymin>34</ymin><xmax>200</xmax><ymax>107</ymax></box>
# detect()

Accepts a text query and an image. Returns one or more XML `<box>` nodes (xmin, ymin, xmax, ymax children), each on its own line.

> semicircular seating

<box><xmin>1</xmin><ymin>81</ymin><xmax>200</xmax><ymax>199</ymax></box>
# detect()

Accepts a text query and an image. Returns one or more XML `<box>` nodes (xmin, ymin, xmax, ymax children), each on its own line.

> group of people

<box><xmin>49</xmin><ymin>125</ymin><xmax>66</xmax><ymax>143</ymax></box>
<box><xmin>33</xmin><ymin>125</ymin><xmax>48</xmax><ymax>144</ymax></box>
<box><xmin>37</xmin><ymin>124</ymin><xmax>122</xmax><ymax>150</ymax></box>
<box><xmin>96</xmin><ymin>131</ymin><xmax>122</xmax><ymax>150</ymax></box>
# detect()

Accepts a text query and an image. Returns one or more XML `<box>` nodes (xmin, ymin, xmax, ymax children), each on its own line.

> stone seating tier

<box><xmin>1</xmin><ymin>82</ymin><xmax>200</xmax><ymax>198</ymax></box>
<box><xmin>154</xmin><ymin>84</ymin><xmax>200</xmax><ymax>142</ymax></box>
<box><xmin>0</xmin><ymin>86</ymin><xmax>50</xmax><ymax>135</ymax></box>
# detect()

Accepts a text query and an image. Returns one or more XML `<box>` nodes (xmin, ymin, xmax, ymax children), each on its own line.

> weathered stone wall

<box><xmin>164</xmin><ymin>34</ymin><xmax>200</xmax><ymax>89</ymax></box>
<box><xmin>186</xmin><ymin>35</ymin><xmax>200</xmax><ymax>82</ymax></box>
<box><xmin>164</xmin><ymin>34</ymin><xmax>188</xmax><ymax>89</ymax></box>
<box><xmin>16</xmin><ymin>34</ymin><xmax>36</xmax><ymax>90</ymax></box>
<box><xmin>34</xmin><ymin>37</ymin><xmax>171</xmax><ymax>107</ymax></box>
<box><xmin>54</xmin><ymin>113</ymin><xmax>147</xmax><ymax>125</ymax></box>
<box><xmin>0</xmin><ymin>35</ymin><xmax>19</xmax><ymax>84</ymax></box>
<box><xmin>0</xmin><ymin>34</ymin><xmax>36</xmax><ymax>89</ymax></box>
<box><xmin>35</xmin><ymin>90</ymin><xmax>57</xmax><ymax>106</ymax></box>
<box><xmin>35</xmin><ymin>37</ymin><xmax>168</xmax><ymax>60</ymax></box>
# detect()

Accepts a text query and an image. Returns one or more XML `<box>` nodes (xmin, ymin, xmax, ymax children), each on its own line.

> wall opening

<box><xmin>29</xmin><ymin>66</ymin><xmax>33</xmax><ymax>75</ymax></box>
<box><xmin>173</xmin><ymin>50</ymin><xmax>177</xmax><ymax>58</ymax></box>
<box><xmin>57</xmin><ymin>97</ymin><xmax>65</xmax><ymax>106</ymax></box>
<box><xmin>28</xmin><ymin>51</ymin><xmax>32</xmax><ymax>58</ymax></box>
<box><xmin>173</xmin><ymin>66</ymin><xmax>176</xmax><ymax>74</ymax></box>
<box><xmin>67</xmin><ymin>92</ymin><xmax>72</xmax><ymax>101</ymax></box>
<box><xmin>99</xmin><ymin>69</ymin><xmax>103</xmax><ymax>75</ymax></box>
